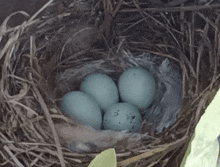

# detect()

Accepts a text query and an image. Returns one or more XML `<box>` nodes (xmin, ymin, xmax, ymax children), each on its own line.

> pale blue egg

<box><xmin>103</xmin><ymin>103</ymin><xmax>142</xmax><ymax>132</ymax></box>
<box><xmin>118</xmin><ymin>67</ymin><xmax>155</xmax><ymax>109</ymax></box>
<box><xmin>60</xmin><ymin>91</ymin><xmax>102</xmax><ymax>130</ymax></box>
<box><xmin>80</xmin><ymin>73</ymin><xmax>119</xmax><ymax>112</ymax></box>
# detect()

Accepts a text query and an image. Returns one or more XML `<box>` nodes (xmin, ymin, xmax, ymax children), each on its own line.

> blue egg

<box><xmin>80</xmin><ymin>73</ymin><xmax>119</xmax><ymax>112</ymax></box>
<box><xmin>60</xmin><ymin>91</ymin><xmax>102</xmax><ymax>130</ymax></box>
<box><xmin>103</xmin><ymin>103</ymin><xmax>142</xmax><ymax>133</ymax></box>
<box><xmin>118</xmin><ymin>67</ymin><xmax>155</xmax><ymax>109</ymax></box>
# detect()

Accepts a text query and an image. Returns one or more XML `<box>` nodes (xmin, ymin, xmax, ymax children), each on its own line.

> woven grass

<box><xmin>0</xmin><ymin>0</ymin><xmax>220</xmax><ymax>166</ymax></box>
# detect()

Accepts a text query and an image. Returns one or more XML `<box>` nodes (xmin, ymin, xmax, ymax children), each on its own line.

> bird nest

<box><xmin>0</xmin><ymin>0</ymin><xmax>220</xmax><ymax>166</ymax></box>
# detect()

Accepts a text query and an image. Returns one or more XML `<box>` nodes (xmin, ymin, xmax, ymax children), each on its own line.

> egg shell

<box><xmin>60</xmin><ymin>91</ymin><xmax>102</xmax><ymax>130</ymax></box>
<box><xmin>103</xmin><ymin>102</ymin><xmax>142</xmax><ymax>133</ymax></box>
<box><xmin>118</xmin><ymin>67</ymin><xmax>155</xmax><ymax>109</ymax></box>
<box><xmin>80</xmin><ymin>73</ymin><xmax>119</xmax><ymax>112</ymax></box>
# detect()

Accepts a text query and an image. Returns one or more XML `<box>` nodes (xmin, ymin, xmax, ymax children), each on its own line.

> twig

<box><xmin>117</xmin><ymin>136</ymin><xmax>188</xmax><ymax>166</ymax></box>
<box><xmin>3</xmin><ymin>145</ymin><xmax>24</xmax><ymax>167</ymax></box>
<box><xmin>112</xmin><ymin>0</ymin><xmax>124</xmax><ymax>18</ymax></box>
<box><xmin>32</xmin><ymin>85</ymin><xmax>66</xmax><ymax>167</ymax></box>
<box><xmin>28</xmin><ymin>0</ymin><xmax>54</xmax><ymax>22</ymax></box>
<box><xmin>119</xmin><ymin>4</ymin><xmax>220</xmax><ymax>12</ymax></box>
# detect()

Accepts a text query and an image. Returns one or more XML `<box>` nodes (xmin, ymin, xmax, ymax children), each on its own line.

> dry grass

<box><xmin>0</xmin><ymin>0</ymin><xmax>220</xmax><ymax>166</ymax></box>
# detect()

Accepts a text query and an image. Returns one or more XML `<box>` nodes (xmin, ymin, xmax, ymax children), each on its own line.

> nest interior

<box><xmin>0</xmin><ymin>0</ymin><xmax>220</xmax><ymax>167</ymax></box>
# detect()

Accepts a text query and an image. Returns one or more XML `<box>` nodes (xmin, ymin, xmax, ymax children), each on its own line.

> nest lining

<box><xmin>0</xmin><ymin>0</ymin><xmax>220</xmax><ymax>167</ymax></box>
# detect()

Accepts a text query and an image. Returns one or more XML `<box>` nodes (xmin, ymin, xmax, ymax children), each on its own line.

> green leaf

<box><xmin>88</xmin><ymin>148</ymin><xmax>117</xmax><ymax>167</ymax></box>
<box><xmin>181</xmin><ymin>88</ymin><xmax>220</xmax><ymax>167</ymax></box>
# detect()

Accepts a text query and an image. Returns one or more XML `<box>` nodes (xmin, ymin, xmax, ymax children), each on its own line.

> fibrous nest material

<box><xmin>0</xmin><ymin>0</ymin><xmax>220</xmax><ymax>166</ymax></box>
